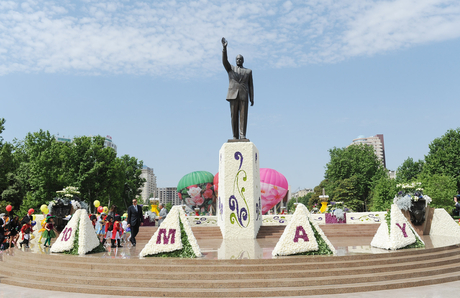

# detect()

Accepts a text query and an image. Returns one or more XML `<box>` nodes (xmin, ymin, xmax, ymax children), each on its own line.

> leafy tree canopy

<box><xmin>370</xmin><ymin>176</ymin><xmax>397</xmax><ymax>211</ymax></box>
<box><xmin>396</xmin><ymin>157</ymin><xmax>424</xmax><ymax>183</ymax></box>
<box><xmin>325</xmin><ymin>144</ymin><xmax>386</xmax><ymax>212</ymax></box>
<box><xmin>424</xmin><ymin>128</ymin><xmax>460</xmax><ymax>191</ymax></box>
<box><xmin>0</xmin><ymin>122</ymin><xmax>146</xmax><ymax>217</ymax></box>
<box><xmin>288</xmin><ymin>192</ymin><xmax>313</xmax><ymax>213</ymax></box>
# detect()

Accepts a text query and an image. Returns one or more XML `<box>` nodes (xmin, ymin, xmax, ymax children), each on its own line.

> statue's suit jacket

<box><xmin>223</xmin><ymin>49</ymin><xmax>254</xmax><ymax>102</ymax></box>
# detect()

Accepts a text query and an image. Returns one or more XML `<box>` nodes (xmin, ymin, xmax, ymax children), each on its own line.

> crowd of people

<box><xmin>0</xmin><ymin>211</ymin><xmax>59</xmax><ymax>250</ymax></box>
<box><xmin>0</xmin><ymin>199</ymin><xmax>168</xmax><ymax>251</ymax></box>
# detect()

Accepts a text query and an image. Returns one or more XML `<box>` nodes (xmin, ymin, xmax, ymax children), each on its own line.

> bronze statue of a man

<box><xmin>222</xmin><ymin>37</ymin><xmax>254</xmax><ymax>141</ymax></box>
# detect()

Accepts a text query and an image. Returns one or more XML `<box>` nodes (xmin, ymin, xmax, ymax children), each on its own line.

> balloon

<box><xmin>31</xmin><ymin>220</ymin><xmax>37</xmax><ymax>226</ymax></box>
<box><xmin>260</xmin><ymin>168</ymin><xmax>288</xmax><ymax>215</ymax></box>
<box><xmin>103</xmin><ymin>206</ymin><xmax>108</xmax><ymax>213</ymax></box>
<box><xmin>40</xmin><ymin>204</ymin><xmax>48</xmax><ymax>213</ymax></box>
<box><xmin>97</xmin><ymin>206</ymin><xmax>103</xmax><ymax>213</ymax></box>
<box><xmin>177</xmin><ymin>171</ymin><xmax>215</xmax><ymax>212</ymax></box>
<box><xmin>43</xmin><ymin>207</ymin><xmax>49</xmax><ymax>215</ymax></box>
<box><xmin>213</xmin><ymin>172</ymin><xmax>219</xmax><ymax>196</ymax></box>
<box><xmin>5</xmin><ymin>205</ymin><xmax>12</xmax><ymax>212</ymax></box>
<box><xmin>93</xmin><ymin>200</ymin><xmax>100</xmax><ymax>208</ymax></box>
<box><xmin>28</xmin><ymin>208</ymin><xmax>34</xmax><ymax>215</ymax></box>
<box><xmin>177</xmin><ymin>171</ymin><xmax>214</xmax><ymax>191</ymax></box>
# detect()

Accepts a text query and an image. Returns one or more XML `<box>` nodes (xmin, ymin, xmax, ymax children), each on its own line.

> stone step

<box><xmin>3</xmin><ymin>246</ymin><xmax>460</xmax><ymax>273</ymax></box>
<box><xmin>2</xmin><ymin>260</ymin><xmax>460</xmax><ymax>289</ymax></box>
<box><xmin>6</xmin><ymin>243</ymin><xmax>458</xmax><ymax>265</ymax></box>
<box><xmin>3</xmin><ymin>270</ymin><xmax>460</xmax><ymax>297</ymax></box>
<box><xmin>2</xmin><ymin>250</ymin><xmax>460</xmax><ymax>283</ymax></box>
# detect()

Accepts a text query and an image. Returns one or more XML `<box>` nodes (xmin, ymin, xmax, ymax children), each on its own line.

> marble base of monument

<box><xmin>217</xmin><ymin>141</ymin><xmax>262</xmax><ymax>239</ymax></box>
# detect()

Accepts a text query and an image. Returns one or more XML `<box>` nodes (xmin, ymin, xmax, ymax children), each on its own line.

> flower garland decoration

<box><xmin>394</xmin><ymin>182</ymin><xmax>432</xmax><ymax>209</ymax></box>
<box><xmin>371</xmin><ymin>204</ymin><xmax>424</xmax><ymax>250</ymax></box>
<box><xmin>50</xmin><ymin>209</ymin><xmax>81</xmax><ymax>253</ymax></box>
<box><xmin>140</xmin><ymin>206</ymin><xmax>202</xmax><ymax>258</ymax></box>
<box><xmin>51</xmin><ymin>209</ymin><xmax>104</xmax><ymax>255</ymax></box>
<box><xmin>272</xmin><ymin>203</ymin><xmax>336</xmax><ymax>256</ymax></box>
<box><xmin>78</xmin><ymin>209</ymin><xmax>103</xmax><ymax>255</ymax></box>
<box><xmin>56</xmin><ymin>186</ymin><xmax>81</xmax><ymax>198</ymax></box>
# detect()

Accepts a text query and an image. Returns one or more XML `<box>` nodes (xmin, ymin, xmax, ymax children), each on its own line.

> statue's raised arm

<box><xmin>222</xmin><ymin>37</ymin><xmax>231</xmax><ymax>72</ymax></box>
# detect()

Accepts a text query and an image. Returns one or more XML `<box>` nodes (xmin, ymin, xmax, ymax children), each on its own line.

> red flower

<box><xmin>203</xmin><ymin>189</ymin><xmax>213</xmax><ymax>199</ymax></box>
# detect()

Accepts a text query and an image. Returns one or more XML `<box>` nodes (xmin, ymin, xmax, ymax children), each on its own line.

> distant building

<box><xmin>56</xmin><ymin>134</ymin><xmax>117</xmax><ymax>154</ymax></box>
<box><xmin>292</xmin><ymin>188</ymin><xmax>313</xmax><ymax>198</ymax></box>
<box><xmin>388</xmin><ymin>170</ymin><xmax>396</xmax><ymax>179</ymax></box>
<box><xmin>157</xmin><ymin>187</ymin><xmax>180</xmax><ymax>206</ymax></box>
<box><xmin>103</xmin><ymin>135</ymin><xmax>117</xmax><ymax>153</ymax></box>
<box><xmin>139</xmin><ymin>166</ymin><xmax>157</xmax><ymax>205</ymax></box>
<box><xmin>56</xmin><ymin>136</ymin><xmax>72</xmax><ymax>143</ymax></box>
<box><xmin>350</xmin><ymin>134</ymin><xmax>386</xmax><ymax>168</ymax></box>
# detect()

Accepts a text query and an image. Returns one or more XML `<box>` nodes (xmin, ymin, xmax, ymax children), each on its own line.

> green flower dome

<box><xmin>177</xmin><ymin>171</ymin><xmax>214</xmax><ymax>192</ymax></box>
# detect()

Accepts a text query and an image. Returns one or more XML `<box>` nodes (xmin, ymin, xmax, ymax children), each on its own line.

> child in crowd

<box><xmin>102</xmin><ymin>215</ymin><xmax>113</xmax><ymax>246</ymax></box>
<box><xmin>96</xmin><ymin>213</ymin><xmax>106</xmax><ymax>242</ymax></box>
<box><xmin>112</xmin><ymin>215</ymin><xmax>123</xmax><ymax>248</ymax></box>
<box><xmin>43</xmin><ymin>216</ymin><xmax>57</xmax><ymax>248</ymax></box>
<box><xmin>0</xmin><ymin>213</ymin><xmax>8</xmax><ymax>250</ymax></box>
<box><xmin>19</xmin><ymin>217</ymin><xmax>33</xmax><ymax>249</ymax></box>
<box><xmin>122</xmin><ymin>216</ymin><xmax>130</xmax><ymax>244</ymax></box>
<box><xmin>90</xmin><ymin>214</ymin><xmax>97</xmax><ymax>229</ymax></box>
<box><xmin>37</xmin><ymin>216</ymin><xmax>47</xmax><ymax>244</ymax></box>
<box><xmin>7</xmin><ymin>215</ymin><xmax>20</xmax><ymax>249</ymax></box>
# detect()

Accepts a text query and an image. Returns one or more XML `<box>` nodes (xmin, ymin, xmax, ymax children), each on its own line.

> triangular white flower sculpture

<box><xmin>272</xmin><ymin>203</ymin><xmax>336</xmax><ymax>256</ymax></box>
<box><xmin>371</xmin><ymin>204</ymin><xmax>424</xmax><ymax>250</ymax></box>
<box><xmin>50</xmin><ymin>209</ymin><xmax>102</xmax><ymax>255</ymax></box>
<box><xmin>140</xmin><ymin>206</ymin><xmax>202</xmax><ymax>258</ymax></box>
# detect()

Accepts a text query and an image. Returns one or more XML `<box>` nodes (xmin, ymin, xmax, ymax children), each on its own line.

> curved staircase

<box><xmin>1</xmin><ymin>237</ymin><xmax>460</xmax><ymax>296</ymax></box>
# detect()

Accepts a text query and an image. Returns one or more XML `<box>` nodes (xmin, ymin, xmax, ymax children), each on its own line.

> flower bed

<box><xmin>325</xmin><ymin>213</ymin><xmax>346</xmax><ymax>224</ymax></box>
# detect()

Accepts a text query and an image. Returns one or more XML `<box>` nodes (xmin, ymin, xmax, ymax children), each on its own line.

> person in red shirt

<box><xmin>112</xmin><ymin>215</ymin><xmax>123</xmax><ymax>248</ymax></box>
<box><xmin>102</xmin><ymin>215</ymin><xmax>113</xmax><ymax>246</ymax></box>
<box><xmin>19</xmin><ymin>218</ymin><xmax>33</xmax><ymax>249</ymax></box>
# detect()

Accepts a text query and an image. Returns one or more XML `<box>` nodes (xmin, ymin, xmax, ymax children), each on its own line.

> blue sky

<box><xmin>1</xmin><ymin>0</ymin><xmax>460</xmax><ymax>192</ymax></box>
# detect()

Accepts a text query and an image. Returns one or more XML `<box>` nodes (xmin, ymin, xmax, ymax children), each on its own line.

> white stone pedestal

<box><xmin>217</xmin><ymin>142</ymin><xmax>262</xmax><ymax>239</ymax></box>
<box><xmin>218</xmin><ymin>239</ymin><xmax>263</xmax><ymax>259</ymax></box>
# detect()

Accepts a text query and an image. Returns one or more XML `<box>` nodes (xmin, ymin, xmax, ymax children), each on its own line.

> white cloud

<box><xmin>0</xmin><ymin>0</ymin><xmax>459</xmax><ymax>77</ymax></box>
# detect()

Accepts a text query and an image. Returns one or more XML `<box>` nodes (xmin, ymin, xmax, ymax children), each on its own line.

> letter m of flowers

<box><xmin>293</xmin><ymin>226</ymin><xmax>309</xmax><ymax>243</ymax></box>
<box><xmin>156</xmin><ymin>228</ymin><xmax>176</xmax><ymax>244</ymax></box>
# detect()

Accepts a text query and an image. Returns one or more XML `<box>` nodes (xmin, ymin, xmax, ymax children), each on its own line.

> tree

<box><xmin>19</xmin><ymin>130</ymin><xmax>68</xmax><ymax>214</ymax></box>
<box><xmin>396</xmin><ymin>157</ymin><xmax>424</xmax><ymax>183</ymax></box>
<box><xmin>370</xmin><ymin>176</ymin><xmax>397</xmax><ymax>211</ymax></box>
<box><xmin>325</xmin><ymin>144</ymin><xmax>386</xmax><ymax>212</ymax></box>
<box><xmin>65</xmin><ymin>136</ymin><xmax>123</xmax><ymax>210</ymax></box>
<box><xmin>420</xmin><ymin>173</ymin><xmax>457</xmax><ymax>211</ymax></box>
<box><xmin>424</xmin><ymin>128</ymin><xmax>460</xmax><ymax>191</ymax></box>
<box><xmin>329</xmin><ymin>175</ymin><xmax>362</xmax><ymax>211</ymax></box>
<box><xmin>119</xmin><ymin>154</ymin><xmax>146</xmax><ymax>211</ymax></box>
<box><xmin>0</xmin><ymin>119</ymin><xmax>19</xmax><ymax>207</ymax></box>
<box><xmin>165</xmin><ymin>202</ymin><xmax>173</xmax><ymax>211</ymax></box>
<box><xmin>307</xmin><ymin>179</ymin><xmax>330</xmax><ymax>210</ymax></box>
<box><xmin>288</xmin><ymin>192</ymin><xmax>313</xmax><ymax>212</ymax></box>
